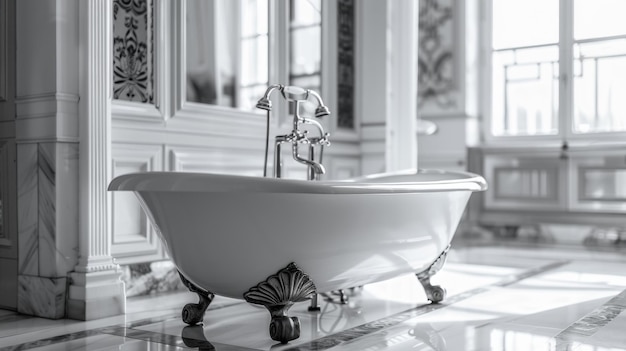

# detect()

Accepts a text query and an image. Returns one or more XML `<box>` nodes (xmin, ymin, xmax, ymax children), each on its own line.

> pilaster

<box><xmin>358</xmin><ymin>0</ymin><xmax>418</xmax><ymax>174</ymax></box>
<box><xmin>68</xmin><ymin>0</ymin><xmax>125</xmax><ymax>320</ymax></box>
<box><xmin>386</xmin><ymin>0</ymin><xmax>418</xmax><ymax>171</ymax></box>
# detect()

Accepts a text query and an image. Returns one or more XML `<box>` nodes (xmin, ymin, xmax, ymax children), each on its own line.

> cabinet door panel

<box><xmin>484</xmin><ymin>153</ymin><xmax>566</xmax><ymax>210</ymax></box>
<box><xmin>571</xmin><ymin>151</ymin><xmax>626</xmax><ymax>212</ymax></box>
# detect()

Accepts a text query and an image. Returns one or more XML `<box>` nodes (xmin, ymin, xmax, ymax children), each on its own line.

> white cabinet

<box><xmin>469</xmin><ymin>145</ymin><xmax>626</xmax><ymax>227</ymax></box>
<box><xmin>483</xmin><ymin>151</ymin><xmax>566</xmax><ymax>211</ymax></box>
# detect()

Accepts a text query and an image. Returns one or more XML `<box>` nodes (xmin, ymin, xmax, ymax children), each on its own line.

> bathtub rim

<box><xmin>108</xmin><ymin>168</ymin><xmax>487</xmax><ymax>194</ymax></box>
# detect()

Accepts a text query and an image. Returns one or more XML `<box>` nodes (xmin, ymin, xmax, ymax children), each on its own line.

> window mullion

<box><xmin>233</xmin><ymin>0</ymin><xmax>242</xmax><ymax>108</ymax></box>
<box><xmin>213</xmin><ymin>0</ymin><xmax>224</xmax><ymax>106</ymax></box>
<box><xmin>268</xmin><ymin>0</ymin><xmax>290</xmax><ymax>126</ymax></box>
<box><xmin>559</xmin><ymin>0</ymin><xmax>574</xmax><ymax>142</ymax></box>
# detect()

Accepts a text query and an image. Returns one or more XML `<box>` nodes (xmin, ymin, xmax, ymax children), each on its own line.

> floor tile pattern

<box><xmin>1</xmin><ymin>246</ymin><xmax>626</xmax><ymax>351</ymax></box>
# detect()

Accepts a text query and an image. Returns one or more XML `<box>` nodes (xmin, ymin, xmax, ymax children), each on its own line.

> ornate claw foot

<box><xmin>417</xmin><ymin>276</ymin><xmax>446</xmax><ymax>303</ymax></box>
<box><xmin>179</xmin><ymin>271</ymin><xmax>215</xmax><ymax>325</ymax></box>
<box><xmin>244</xmin><ymin>263</ymin><xmax>317</xmax><ymax>344</ymax></box>
<box><xmin>416</xmin><ymin>246</ymin><xmax>450</xmax><ymax>304</ymax></box>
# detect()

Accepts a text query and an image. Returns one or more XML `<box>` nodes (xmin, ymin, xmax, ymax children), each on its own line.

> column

<box><xmin>358</xmin><ymin>0</ymin><xmax>418</xmax><ymax>174</ymax></box>
<box><xmin>67</xmin><ymin>0</ymin><xmax>125</xmax><ymax>320</ymax></box>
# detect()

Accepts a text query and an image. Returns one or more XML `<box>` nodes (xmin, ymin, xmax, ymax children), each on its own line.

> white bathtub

<box><xmin>109</xmin><ymin>169</ymin><xmax>486</xmax><ymax>343</ymax></box>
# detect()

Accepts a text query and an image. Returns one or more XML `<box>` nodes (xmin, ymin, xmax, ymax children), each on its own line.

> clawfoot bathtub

<box><xmin>109</xmin><ymin>169</ymin><xmax>486</xmax><ymax>343</ymax></box>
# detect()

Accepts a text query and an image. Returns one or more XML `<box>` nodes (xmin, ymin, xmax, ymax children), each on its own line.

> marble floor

<box><xmin>2</xmin><ymin>245</ymin><xmax>626</xmax><ymax>351</ymax></box>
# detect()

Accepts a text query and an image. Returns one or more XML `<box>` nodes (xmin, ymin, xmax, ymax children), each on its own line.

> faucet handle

<box><xmin>279</xmin><ymin>86</ymin><xmax>331</xmax><ymax>118</ymax></box>
<box><xmin>280</xmin><ymin>86</ymin><xmax>309</xmax><ymax>102</ymax></box>
<box><xmin>296</xmin><ymin>130</ymin><xmax>312</xmax><ymax>144</ymax></box>
<box><xmin>320</xmin><ymin>133</ymin><xmax>331</xmax><ymax>146</ymax></box>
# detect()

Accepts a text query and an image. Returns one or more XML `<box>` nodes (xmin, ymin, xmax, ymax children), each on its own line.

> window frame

<box><xmin>181</xmin><ymin>0</ymin><xmax>273</xmax><ymax>115</ymax></box>
<box><xmin>481</xmin><ymin>0</ymin><xmax>626</xmax><ymax>146</ymax></box>
<box><xmin>176</xmin><ymin>0</ymin><xmax>352</xmax><ymax>138</ymax></box>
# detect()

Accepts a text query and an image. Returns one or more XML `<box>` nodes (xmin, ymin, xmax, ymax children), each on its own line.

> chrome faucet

<box><xmin>256</xmin><ymin>85</ymin><xmax>331</xmax><ymax>180</ymax></box>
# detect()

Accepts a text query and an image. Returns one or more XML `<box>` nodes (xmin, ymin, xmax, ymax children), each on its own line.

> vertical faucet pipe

<box><xmin>290</xmin><ymin>101</ymin><xmax>326</xmax><ymax>178</ymax></box>
<box><xmin>273</xmin><ymin>135</ymin><xmax>288</xmax><ymax>178</ymax></box>
<box><xmin>308</xmin><ymin>144</ymin><xmax>316</xmax><ymax>181</ymax></box>
<box><xmin>274</xmin><ymin>141</ymin><xmax>282</xmax><ymax>178</ymax></box>
<box><xmin>263</xmin><ymin>110</ymin><xmax>270</xmax><ymax>177</ymax></box>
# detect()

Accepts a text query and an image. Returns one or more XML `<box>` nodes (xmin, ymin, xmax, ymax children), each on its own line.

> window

<box><xmin>288</xmin><ymin>0</ymin><xmax>322</xmax><ymax>116</ymax></box>
<box><xmin>240</xmin><ymin>0</ymin><xmax>270</xmax><ymax>110</ymax></box>
<box><xmin>185</xmin><ymin>0</ymin><xmax>323</xmax><ymax>112</ymax></box>
<box><xmin>186</xmin><ymin>0</ymin><xmax>269</xmax><ymax>110</ymax></box>
<box><xmin>289</xmin><ymin>0</ymin><xmax>322</xmax><ymax>91</ymax></box>
<box><xmin>487</xmin><ymin>0</ymin><xmax>626</xmax><ymax>139</ymax></box>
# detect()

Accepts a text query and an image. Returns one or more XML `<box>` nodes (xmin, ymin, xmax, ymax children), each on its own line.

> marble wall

<box><xmin>17</xmin><ymin>144</ymin><xmax>38</xmax><ymax>276</ymax></box>
<box><xmin>17</xmin><ymin>142</ymin><xmax>79</xmax><ymax>319</ymax></box>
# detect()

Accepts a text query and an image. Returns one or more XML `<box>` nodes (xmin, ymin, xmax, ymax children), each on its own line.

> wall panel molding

<box><xmin>168</xmin><ymin>146</ymin><xmax>263</xmax><ymax>175</ymax></box>
<box><xmin>326</xmin><ymin>156</ymin><xmax>360</xmax><ymax>180</ymax></box>
<box><xmin>111</xmin><ymin>144</ymin><xmax>165</xmax><ymax>264</ymax></box>
<box><xmin>15</xmin><ymin>93</ymin><xmax>80</xmax><ymax>118</ymax></box>
<box><xmin>111</xmin><ymin>100</ymin><xmax>163</xmax><ymax>123</ymax></box>
<box><xmin>15</xmin><ymin>93</ymin><xmax>80</xmax><ymax>143</ymax></box>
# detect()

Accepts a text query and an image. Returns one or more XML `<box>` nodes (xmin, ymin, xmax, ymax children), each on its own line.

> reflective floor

<box><xmin>2</xmin><ymin>245</ymin><xmax>626</xmax><ymax>350</ymax></box>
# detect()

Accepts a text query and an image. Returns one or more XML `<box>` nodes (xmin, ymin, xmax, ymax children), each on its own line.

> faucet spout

<box><xmin>291</xmin><ymin>143</ymin><xmax>326</xmax><ymax>177</ymax></box>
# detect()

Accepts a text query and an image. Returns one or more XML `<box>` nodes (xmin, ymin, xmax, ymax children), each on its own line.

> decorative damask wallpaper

<box><xmin>113</xmin><ymin>0</ymin><xmax>154</xmax><ymax>104</ymax></box>
<box><xmin>337</xmin><ymin>0</ymin><xmax>355</xmax><ymax>129</ymax></box>
<box><xmin>418</xmin><ymin>0</ymin><xmax>456</xmax><ymax>110</ymax></box>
